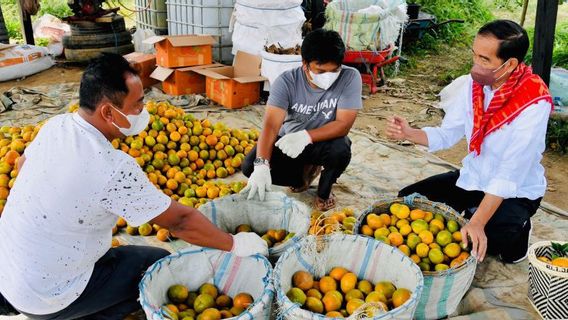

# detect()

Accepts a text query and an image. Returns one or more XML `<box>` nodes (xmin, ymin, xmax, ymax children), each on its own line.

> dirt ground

<box><xmin>1</xmin><ymin>47</ymin><xmax>567</xmax><ymax>210</ymax></box>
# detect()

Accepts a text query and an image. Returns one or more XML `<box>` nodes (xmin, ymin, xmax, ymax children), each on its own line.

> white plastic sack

<box><xmin>274</xmin><ymin>234</ymin><xmax>424</xmax><ymax>319</ymax></box>
<box><xmin>550</xmin><ymin>67</ymin><xmax>568</xmax><ymax>111</ymax></box>
<box><xmin>260</xmin><ymin>50</ymin><xmax>302</xmax><ymax>86</ymax></box>
<box><xmin>198</xmin><ymin>191</ymin><xmax>310</xmax><ymax>261</ymax></box>
<box><xmin>231</xmin><ymin>0</ymin><xmax>305</xmax><ymax>56</ymax></box>
<box><xmin>139</xmin><ymin>248</ymin><xmax>274</xmax><ymax>320</ymax></box>
<box><xmin>0</xmin><ymin>45</ymin><xmax>55</xmax><ymax>82</ymax></box>
<box><xmin>32</xmin><ymin>14</ymin><xmax>70</xmax><ymax>42</ymax></box>
<box><xmin>133</xmin><ymin>28</ymin><xmax>157</xmax><ymax>54</ymax></box>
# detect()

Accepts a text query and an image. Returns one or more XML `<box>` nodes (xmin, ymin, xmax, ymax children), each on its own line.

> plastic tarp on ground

<box><xmin>0</xmin><ymin>86</ymin><xmax>567</xmax><ymax>320</ymax></box>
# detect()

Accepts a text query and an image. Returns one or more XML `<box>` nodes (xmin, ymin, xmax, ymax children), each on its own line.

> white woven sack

<box><xmin>0</xmin><ymin>45</ymin><xmax>54</xmax><ymax>82</ymax></box>
<box><xmin>260</xmin><ymin>50</ymin><xmax>303</xmax><ymax>86</ymax></box>
<box><xmin>198</xmin><ymin>191</ymin><xmax>311</xmax><ymax>260</ymax></box>
<box><xmin>528</xmin><ymin>241</ymin><xmax>568</xmax><ymax>320</ymax></box>
<box><xmin>274</xmin><ymin>234</ymin><xmax>424</xmax><ymax>319</ymax></box>
<box><xmin>139</xmin><ymin>248</ymin><xmax>274</xmax><ymax>320</ymax></box>
<box><xmin>231</xmin><ymin>0</ymin><xmax>305</xmax><ymax>55</ymax></box>
<box><xmin>354</xmin><ymin>194</ymin><xmax>477</xmax><ymax>320</ymax></box>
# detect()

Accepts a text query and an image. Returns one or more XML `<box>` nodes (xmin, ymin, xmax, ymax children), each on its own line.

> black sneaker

<box><xmin>500</xmin><ymin>219</ymin><xmax>532</xmax><ymax>264</ymax></box>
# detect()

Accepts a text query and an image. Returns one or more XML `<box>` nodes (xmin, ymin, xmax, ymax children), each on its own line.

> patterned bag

<box><xmin>528</xmin><ymin>241</ymin><xmax>568</xmax><ymax>320</ymax></box>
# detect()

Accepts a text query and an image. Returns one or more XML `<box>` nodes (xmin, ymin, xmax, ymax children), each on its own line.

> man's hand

<box><xmin>241</xmin><ymin>164</ymin><xmax>271</xmax><ymax>201</ymax></box>
<box><xmin>386</xmin><ymin>116</ymin><xmax>412</xmax><ymax>140</ymax></box>
<box><xmin>231</xmin><ymin>232</ymin><xmax>269</xmax><ymax>257</ymax></box>
<box><xmin>275</xmin><ymin>130</ymin><xmax>312</xmax><ymax>158</ymax></box>
<box><xmin>461</xmin><ymin>220</ymin><xmax>487</xmax><ymax>262</ymax></box>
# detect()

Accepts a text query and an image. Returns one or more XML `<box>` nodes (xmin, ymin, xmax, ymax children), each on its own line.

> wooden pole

<box><xmin>18</xmin><ymin>1</ymin><xmax>34</xmax><ymax>45</ymax></box>
<box><xmin>520</xmin><ymin>0</ymin><xmax>529</xmax><ymax>27</ymax></box>
<box><xmin>532</xmin><ymin>0</ymin><xmax>558</xmax><ymax>86</ymax></box>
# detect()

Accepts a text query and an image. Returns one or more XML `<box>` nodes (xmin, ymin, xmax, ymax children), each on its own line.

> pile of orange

<box><xmin>359</xmin><ymin>203</ymin><xmax>470</xmax><ymax>271</ymax></box>
<box><xmin>0</xmin><ymin>124</ymin><xmax>43</xmax><ymax>216</ymax></box>
<box><xmin>0</xmin><ymin>101</ymin><xmax>256</xmax><ymax>245</ymax></box>
<box><xmin>162</xmin><ymin>283</ymin><xmax>254</xmax><ymax>320</ymax></box>
<box><xmin>308</xmin><ymin>208</ymin><xmax>357</xmax><ymax>236</ymax></box>
<box><xmin>286</xmin><ymin>268</ymin><xmax>412</xmax><ymax>318</ymax></box>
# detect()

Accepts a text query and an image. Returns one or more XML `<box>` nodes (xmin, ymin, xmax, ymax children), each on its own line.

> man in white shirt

<box><xmin>386</xmin><ymin>20</ymin><xmax>552</xmax><ymax>264</ymax></box>
<box><xmin>0</xmin><ymin>53</ymin><xmax>268</xmax><ymax>319</ymax></box>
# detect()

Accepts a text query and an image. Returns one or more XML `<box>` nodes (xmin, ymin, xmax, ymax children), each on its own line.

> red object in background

<box><xmin>343</xmin><ymin>46</ymin><xmax>400</xmax><ymax>94</ymax></box>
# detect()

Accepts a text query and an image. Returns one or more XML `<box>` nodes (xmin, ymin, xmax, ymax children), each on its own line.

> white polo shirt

<box><xmin>423</xmin><ymin>75</ymin><xmax>551</xmax><ymax>200</ymax></box>
<box><xmin>0</xmin><ymin>113</ymin><xmax>171</xmax><ymax>315</ymax></box>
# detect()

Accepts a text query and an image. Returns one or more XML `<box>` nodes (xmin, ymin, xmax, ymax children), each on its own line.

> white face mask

<box><xmin>309</xmin><ymin>69</ymin><xmax>341</xmax><ymax>90</ymax></box>
<box><xmin>111</xmin><ymin>106</ymin><xmax>149</xmax><ymax>136</ymax></box>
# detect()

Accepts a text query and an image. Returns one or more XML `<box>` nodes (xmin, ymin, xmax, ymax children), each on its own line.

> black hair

<box><xmin>477</xmin><ymin>19</ymin><xmax>530</xmax><ymax>63</ymax></box>
<box><xmin>79</xmin><ymin>53</ymin><xmax>138</xmax><ymax>111</ymax></box>
<box><xmin>301</xmin><ymin>29</ymin><xmax>345</xmax><ymax>66</ymax></box>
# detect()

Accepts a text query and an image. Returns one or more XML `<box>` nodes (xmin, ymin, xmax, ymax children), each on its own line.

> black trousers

<box><xmin>5</xmin><ymin>245</ymin><xmax>169</xmax><ymax>320</ymax></box>
<box><xmin>398</xmin><ymin>170</ymin><xmax>541</xmax><ymax>257</ymax></box>
<box><xmin>242</xmin><ymin>136</ymin><xmax>352</xmax><ymax>199</ymax></box>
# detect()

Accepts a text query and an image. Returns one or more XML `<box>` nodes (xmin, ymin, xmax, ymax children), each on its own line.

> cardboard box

<box><xmin>143</xmin><ymin>35</ymin><xmax>216</xmax><ymax>68</ymax></box>
<box><xmin>150</xmin><ymin>63</ymin><xmax>224</xmax><ymax>96</ymax></box>
<box><xmin>192</xmin><ymin>51</ymin><xmax>266</xmax><ymax>109</ymax></box>
<box><xmin>123</xmin><ymin>52</ymin><xmax>158</xmax><ymax>89</ymax></box>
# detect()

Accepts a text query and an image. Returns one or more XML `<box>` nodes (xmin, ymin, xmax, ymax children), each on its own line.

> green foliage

<box><xmin>547</xmin><ymin>117</ymin><xmax>568</xmax><ymax>154</ymax></box>
<box><xmin>411</xmin><ymin>0</ymin><xmax>493</xmax><ymax>43</ymax></box>
<box><xmin>551</xmin><ymin>242</ymin><xmax>568</xmax><ymax>259</ymax></box>
<box><xmin>37</xmin><ymin>0</ymin><xmax>72</xmax><ymax>18</ymax></box>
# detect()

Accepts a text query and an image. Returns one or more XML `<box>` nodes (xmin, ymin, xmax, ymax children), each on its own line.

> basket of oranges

<box><xmin>198</xmin><ymin>191</ymin><xmax>311</xmax><ymax>261</ymax></box>
<box><xmin>139</xmin><ymin>247</ymin><xmax>274</xmax><ymax>320</ymax></box>
<box><xmin>528</xmin><ymin>240</ymin><xmax>568</xmax><ymax>319</ymax></box>
<box><xmin>354</xmin><ymin>193</ymin><xmax>476</xmax><ymax>320</ymax></box>
<box><xmin>274</xmin><ymin>234</ymin><xmax>424</xmax><ymax>319</ymax></box>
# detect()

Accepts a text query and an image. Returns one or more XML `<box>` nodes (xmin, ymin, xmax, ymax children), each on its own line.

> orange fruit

<box><xmin>365</xmin><ymin>291</ymin><xmax>387</xmax><ymax>304</ymax></box>
<box><xmin>329</xmin><ymin>267</ymin><xmax>349</xmax><ymax>281</ymax></box>
<box><xmin>366</xmin><ymin>214</ymin><xmax>383</xmax><ymax>229</ymax></box>
<box><xmin>357</xmin><ymin>280</ymin><xmax>373</xmax><ymax>295</ymax></box>
<box><xmin>398</xmin><ymin>244</ymin><xmax>411</xmax><ymax>256</ymax></box>
<box><xmin>378</xmin><ymin>213</ymin><xmax>391</xmax><ymax>226</ymax></box>
<box><xmin>292</xmin><ymin>271</ymin><xmax>314</xmax><ymax>291</ymax></box>
<box><xmin>551</xmin><ymin>257</ymin><xmax>568</xmax><ymax>267</ymax></box>
<box><xmin>325</xmin><ymin>311</ymin><xmax>344</xmax><ymax>318</ymax></box>
<box><xmin>452</xmin><ymin>231</ymin><xmax>462</xmax><ymax>242</ymax></box>
<box><xmin>156</xmin><ymin>229</ymin><xmax>170</xmax><ymax>242</ymax></box>
<box><xmin>306</xmin><ymin>288</ymin><xmax>322</xmax><ymax>299</ymax></box>
<box><xmin>4</xmin><ymin>150</ymin><xmax>19</xmax><ymax>166</ymax></box>
<box><xmin>305</xmin><ymin>296</ymin><xmax>324</xmax><ymax>313</ymax></box>
<box><xmin>206</xmin><ymin>135</ymin><xmax>218</xmax><ymax>146</ymax></box>
<box><xmin>322</xmin><ymin>290</ymin><xmax>342</xmax><ymax>312</ymax></box>
<box><xmin>319</xmin><ymin>276</ymin><xmax>337</xmax><ymax>294</ymax></box>
<box><xmin>418</xmin><ymin>230</ymin><xmax>434</xmax><ymax>245</ymax></box>
<box><xmin>345</xmin><ymin>289</ymin><xmax>364</xmax><ymax>301</ymax></box>
<box><xmin>416</xmin><ymin>243</ymin><xmax>430</xmax><ymax>258</ymax></box>
<box><xmin>340</xmin><ymin>272</ymin><xmax>357</xmax><ymax>293</ymax></box>
<box><xmin>410</xmin><ymin>209</ymin><xmax>425</xmax><ymax>221</ymax></box>
<box><xmin>374</xmin><ymin>281</ymin><xmax>396</xmax><ymax>299</ymax></box>
<box><xmin>443</xmin><ymin>243</ymin><xmax>461</xmax><ymax>259</ymax></box>
<box><xmin>388</xmin><ymin>232</ymin><xmax>404</xmax><ymax>246</ymax></box>
<box><xmin>430</xmin><ymin>219</ymin><xmax>445</xmax><ymax>231</ymax></box>
<box><xmin>361</xmin><ymin>225</ymin><xmax>374</xmax><ymax>237</ymax></box>
<box><xmin>346</xmin><ymin>298</ymin><xmax>364</xmax><ymax>315</ymax></box>
<box><xmin>0</xmin><ymin>187</ymin><xmax>9</xmax><ymax>200</ymax></box>
<box><xmin>392</xmin><ymin>288</ymin><xmax>411</xmax><ymax>308</ymax></box>
<box><xmin>233</xmin><ymin>293</ymin><xmax>253</xmax><ymax>309</ymax></box>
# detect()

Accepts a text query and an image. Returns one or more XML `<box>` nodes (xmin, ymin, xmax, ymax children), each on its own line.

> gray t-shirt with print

<box><xmin>267</xmin><ymin>65</ymin><xmax>363</xmax><ymax>136</ymax></box>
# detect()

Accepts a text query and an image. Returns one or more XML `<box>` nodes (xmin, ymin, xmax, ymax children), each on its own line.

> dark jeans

<box><xmin>4</xmin><ymin>245</ymin><xmax>169</xmax><ymax>320</ymax></box>
<box><xmin>242</xmin><ymin>136</ymin><xmax>352</xmax><ymax>199</ymax></box>
<box><xmin>399</xmin><ymin>170</ymin><xmax>541</xmax><ymax>257</ymax></box>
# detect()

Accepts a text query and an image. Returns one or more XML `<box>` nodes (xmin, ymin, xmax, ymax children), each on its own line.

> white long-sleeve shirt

<box><xmin>422</xmin><ymin>75</ymin><xmax>551</xmax><ymax>200</ymax></box>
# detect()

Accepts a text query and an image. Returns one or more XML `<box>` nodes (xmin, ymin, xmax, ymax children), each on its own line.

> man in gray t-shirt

<box><xmin>242</xmin><ymin>29</ymin><xmax>362</xmax><ymax>211</ymax></box>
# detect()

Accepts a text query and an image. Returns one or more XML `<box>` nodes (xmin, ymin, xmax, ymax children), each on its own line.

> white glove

<box><xmin>241</xmin><ymin>164</ymin><xmax>271</xmax><ymax>201</ymax></box>
<box><xmin>275</xmin><ymin>130</ymin><xmax>312</xmax><ymax>158</ymax></box>
<box><xmin>231</xmin><ymin>232</ymin><xmax>269</xmax><ymax>257</ymax></box>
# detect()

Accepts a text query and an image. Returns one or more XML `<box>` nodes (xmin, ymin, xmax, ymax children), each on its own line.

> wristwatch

<box><xmin>253</xmin><ymin>157</ymin><xmax>270</xmax><ymax>166</ymax></box>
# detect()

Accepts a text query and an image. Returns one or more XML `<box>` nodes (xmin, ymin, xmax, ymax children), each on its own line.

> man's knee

<box><xmin>326</xmin><ymin>137</ymin><xmax>352</xmax><ymax>167</ymax></box>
